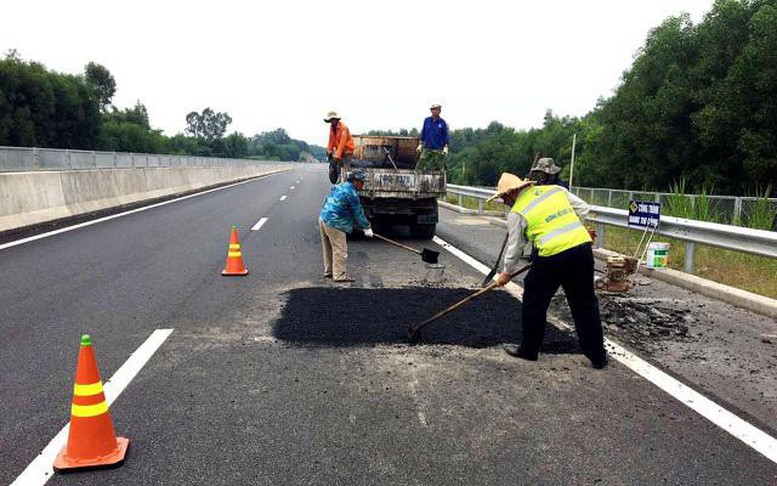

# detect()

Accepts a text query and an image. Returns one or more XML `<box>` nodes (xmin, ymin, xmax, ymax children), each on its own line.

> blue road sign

<box><xmin>628</xmin><ymin>200</ymin><xmax>660</xmax><ymax>229</ymax></box>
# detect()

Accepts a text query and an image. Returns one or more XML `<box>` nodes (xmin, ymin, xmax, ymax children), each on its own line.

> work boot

<box><xmin>333</xmin><ymin>277</ymin><xmax>355</xmax><ymax>283</ymax></box>
<box><xmin>503</xmin><ymin>344</ymin><xmax>538</xmax><ymax>361</ymax></box>
<box><xmin>322</xmin><ymin>273</ymin><xmax>332</xmax><ymax>279</ymax></box>
<box><xmin>587</xmin><ymin>350</ymin><xmax>609</xmax><ymax>370</ymax></box>
<box><xmin>591</xmin><ymin>357</ymin><xmax>609</xmax><ymax>370</ymax></box>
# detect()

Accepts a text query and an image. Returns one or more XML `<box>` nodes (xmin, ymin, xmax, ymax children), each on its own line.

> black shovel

<box><xmin>373</xmin><ymin>233</ymin><xmax>440</xmax><ymax>264</ymax></box>
<box><xmin>481</xmin><ymin>233</ymin><xmax>508</xmax><ymax>287</ymax></box>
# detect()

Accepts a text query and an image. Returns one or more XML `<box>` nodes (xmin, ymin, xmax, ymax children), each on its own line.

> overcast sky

<box><xmin>2</xmin><ymin>0</ymin><xmax>715</xmax><ymax>146</ymax></box>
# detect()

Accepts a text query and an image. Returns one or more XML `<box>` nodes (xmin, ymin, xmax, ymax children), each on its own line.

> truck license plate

<box><xmin>376</xmin><ymin>174</ymin><xmax>415</xmax><ymax>188</ymax></box>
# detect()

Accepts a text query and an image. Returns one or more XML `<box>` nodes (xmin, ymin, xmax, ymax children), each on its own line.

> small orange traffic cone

<box><xmin>222</xmin><ymin>225</ymin><xmax>249</xmax><ymax>276</ymax></box>
<box><xmin>53</xmin><ymin>335</ymin><xmax>129</xmax><ymax>473</ymax></box>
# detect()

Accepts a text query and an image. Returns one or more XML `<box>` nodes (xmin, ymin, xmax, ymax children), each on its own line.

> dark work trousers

<box><xmin>521</xmin><ymin>243</ymin><xmax>606</xmax><ymax>363</ymax></box>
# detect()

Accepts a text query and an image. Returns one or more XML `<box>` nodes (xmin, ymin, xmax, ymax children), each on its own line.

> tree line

<box><xmin>445</xmin><ymin>0</ymin><xmax>776</xmax><ymax>196</ymax></box>
<box><xmin>0</xmin><ymin>51</ymin><xmax>323</xmax><ymax>161</ymax></box>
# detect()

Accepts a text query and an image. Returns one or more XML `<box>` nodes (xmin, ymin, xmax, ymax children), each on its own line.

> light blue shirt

<box><xmin>319</xmin><ymin>182</ymin><xmax>371</xmax><ymax>233</ymax></box>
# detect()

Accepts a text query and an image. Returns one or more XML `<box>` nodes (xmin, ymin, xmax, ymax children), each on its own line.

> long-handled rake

<box><xmin>408</xmin><ymin>263</ymin><xmax>532</xmax><ymax>340</ymax></box>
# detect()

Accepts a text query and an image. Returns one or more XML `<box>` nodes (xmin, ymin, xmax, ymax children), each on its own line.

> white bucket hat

<box><xmin>323</xmin><ymin>111</ymin><xmax>341</xmax><ymax>122</ymax></box>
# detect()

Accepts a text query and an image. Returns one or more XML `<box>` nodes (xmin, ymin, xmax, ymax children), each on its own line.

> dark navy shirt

<box><xmin>420</xmin><ymin>116</ymin><xmax>449</xmax><ymax>150</ymax></box>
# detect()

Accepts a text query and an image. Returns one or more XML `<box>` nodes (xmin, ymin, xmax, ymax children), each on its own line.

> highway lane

<box><xmin>1</xmin><ymin>167</ymin><xmax>307</xmax><ymax>482</ymax></box>
<box><xmin>2</xmin><ymin>165</ymin><xmax>776</xmax><ymax>485</ymax></box>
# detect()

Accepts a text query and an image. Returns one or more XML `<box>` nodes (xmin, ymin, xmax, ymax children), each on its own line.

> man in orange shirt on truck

<box><xmin>324</xmin><ymin>111</ymin><xmax>355</xmax><ymax>183</ymax></box>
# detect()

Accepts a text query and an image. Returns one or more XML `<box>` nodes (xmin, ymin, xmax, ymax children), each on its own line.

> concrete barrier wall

<box><xmin>0</xmin><ymin>164</ymin><xmax>296</xmax><ymax>233</ymax></box>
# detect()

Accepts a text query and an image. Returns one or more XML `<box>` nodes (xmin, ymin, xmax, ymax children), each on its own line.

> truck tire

<box><xmin>410</xmin><ymin>224</ymin><xmax>436</xmax><ymax>240</ymax></box>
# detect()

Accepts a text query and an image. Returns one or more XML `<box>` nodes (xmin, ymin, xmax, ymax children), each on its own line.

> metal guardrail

<box><xmin>571</xmin><ymin>186</ymin><xmax>777</xmax><ymax>228</ymax></box>
<box><xmin>446</xmin><ymin>184</ymin><xmax>498</xmax><ymax>214</ymax></box>
<box><xmin>0</xmin><ymin>145</ymin><xmax>278</xmax><ymax>171</ymax></box>
<box><xmin>445</xmin><ymin>184</ymin><xmax>777</xmax><ymax>274</ymax></box>
<box><xmin>587</xmin><ymin>206</ymin><xmax>777</xmax><ymax>273</ymax></box>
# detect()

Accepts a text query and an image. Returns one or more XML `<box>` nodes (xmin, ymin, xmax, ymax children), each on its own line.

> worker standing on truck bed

<box><xmin>488</xmin><ymin>172</ymin><xmax>608</xmax><ymax>369</ymax></box>
<box><xmin>319</xmin><ymin>170</ymin><xmax>374</xmax><ymax>283</ymax></box>
<box><xmin>416</xmin><ymin>103</ymin><xmax>449</xmax><ymax>171</ymax></box>
<box><xmin>324</xmin><ymin>111</ymin><xmax>355</xmax><ymax>184</ymax></box>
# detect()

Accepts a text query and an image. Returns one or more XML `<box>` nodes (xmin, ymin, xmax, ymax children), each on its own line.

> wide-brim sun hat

<box><xmin>486</xmin><ymin>172</ymin><xmax>535</xmax><ymax>202</ymax></box>
<box><xmin>530</xmin><ymin>157</ymin><xmax>562</xmax><ymax>174</ymax></box>
<box><xmin>324</xmin><ymin>111</ymin><xmax>341</xmax><ymax>122</ymax></box>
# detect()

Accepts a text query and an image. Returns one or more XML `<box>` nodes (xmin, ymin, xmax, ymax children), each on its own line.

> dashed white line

<box><xmin>11</xmin><ymin>329</ymin><xmax>174</xmax><ymax>486</ymax></box>
<box><xmin>433</xmin><ymin>235</ymin><xmax>777</xmax><ymax>465</ymax></box>
<box><xmin>251</xmin><ymin>217</ymin><xmax>269</xmax><ymax>231</ymax></box>
<box><xmin>279</xmin><ymin>195</ymin><xmax>287</xmax><ymax>201</ymax></box>
<box><xmin>0</xmin><ymin>171</ymin><xmax>290</xmax><ymax>252</ymax></box>
<box><xmin>290</xmin><ymin>186</ymin><xmax>296</xmax><ymax>190</ymax></box>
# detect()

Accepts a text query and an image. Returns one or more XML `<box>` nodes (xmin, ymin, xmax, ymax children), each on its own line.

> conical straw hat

<box><xmin>486</xmin><ymin>173</ymin><xmax>535</xmax><ymax>202</ymax></box>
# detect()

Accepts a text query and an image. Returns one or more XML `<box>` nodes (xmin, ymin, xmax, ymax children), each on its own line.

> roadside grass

<box><xmin>743</xmin><ymin>185</ymin><xmax>774</xmax><ymax>229</ymax></box>
<box><xmin>444</xmin><ymin>194</ymin><xmax>504</xmax><ymax>212</ymax></box>
<box><xmin>601</xmin><ymin>226</ymin><xmax>777</xmax><ymax>299</ymax></box>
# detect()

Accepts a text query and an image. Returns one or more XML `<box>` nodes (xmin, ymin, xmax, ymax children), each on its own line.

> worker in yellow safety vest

<box><xmin>487</xmin><ymin>172</ymin><xmax>608</xmax><ymax>369</ymax></box>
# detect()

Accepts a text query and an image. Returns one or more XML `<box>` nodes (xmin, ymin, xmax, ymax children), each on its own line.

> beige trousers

<box><xmin>319</xmin><ymin>218</ymin><xmax>348</xmax><ymax>280</ymax></box>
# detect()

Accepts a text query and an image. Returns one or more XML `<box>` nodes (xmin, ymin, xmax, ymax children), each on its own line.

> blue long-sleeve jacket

<box><xmin>420</xmin><ymin>116</ymin><xmax>449</xmax><ymax>150</ymax></box>
<box><xmin>319</xmin><ymin>182</ymin><xmax>371</xmax><ymax>233</ymax></box>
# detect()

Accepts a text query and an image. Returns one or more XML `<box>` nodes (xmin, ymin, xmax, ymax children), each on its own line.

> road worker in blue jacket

<box><xmin>488</xmin><ymin>172</ymin><xmax>608</xmax><ymax>369</ymax></box>
<box><xmin>416</xmin><ymin>103</ymin><xmax>450</xmax><ymax>171</ymax></box>
<box><xmin>319</xmin><ymin>170</ymin><xmax>373</xmax><ymax>282</ymax></box>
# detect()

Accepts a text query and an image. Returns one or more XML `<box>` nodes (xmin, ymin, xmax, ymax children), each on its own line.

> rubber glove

<box><xmin>416</xmin><ymin>143</ymin><xmax>423</xmax><ymax>153</ymax></box>
<box><xmin>442</xmin><ymin>146</ymin><xmax>449</xmax><ymax>156</ymax></box>
<box><xmin>364</xmin><ymin>228</ymin><xmax>374</xmax><ymax>238</ymax></box>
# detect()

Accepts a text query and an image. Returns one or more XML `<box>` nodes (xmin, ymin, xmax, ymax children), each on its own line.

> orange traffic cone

<box><xmin>222</xmin><ymin>225</ymin><xmax>249</xmax><ymax>276</ymax></box>
<box><xmin>53</xmin><ymin>335</ymin><xmax>129</xmax><ymax>473</ymax></box>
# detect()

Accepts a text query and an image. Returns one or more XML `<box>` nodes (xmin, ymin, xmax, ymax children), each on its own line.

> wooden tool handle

<box><xmin>374</xmin><ymin>233</ymin><xmax>421</xmax><ymax>256</ymax></box>
<box><xmin>409</xmin><ymin>263</ymin><xmax>533</xmax><ymax>338</ymax></box>
<box><xmin>418</xmin><ymin>281</ymin><xmax>499</xmax><ymax>327</ymax></box>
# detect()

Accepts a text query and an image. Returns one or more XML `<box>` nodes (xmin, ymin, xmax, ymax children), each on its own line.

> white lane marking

<box><xmin>0</xmin><ymin>171</ymin><xmax>292</xmax><ymax>252</ymax></box>
<box><xmin>433</xmin><ymin>235</ymin><xmax>777</xmax><ymax>465</ymax></box>
<box><xmin>11</xmin><ymin>329</ymin><xmax>174</xmax><ymax>486</ymax></box>
<box><xmin>279</xmin><ymin>195</ymin><xmax>287</xmax><ymax>201</ymax></box>
<box><xmin>290</xmin><ymin>186</ymin><xmax>296</xmax><ymax>190</ymax></box>
<box><xmin>251</xmin><ymin>217</ymin><xmax>269</xmax><ymax>231</ymax></box>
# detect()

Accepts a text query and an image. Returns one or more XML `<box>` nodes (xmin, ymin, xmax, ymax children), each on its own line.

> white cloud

<box><xmin>1</xmin><ymin>0</ymin><xmax>714</xmax><ymax>146</ymax></box>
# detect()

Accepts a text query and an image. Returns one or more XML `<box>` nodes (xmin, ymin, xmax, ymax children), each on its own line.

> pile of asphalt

<box><xmin>551</xmin><ymin>294</ymin><xmax>697</xmax><ymax>355</ymax></box>
<box><xmin>274</xmin><ymin>287</ymin><xmax>580</xmax><ymax>353</ymax></box>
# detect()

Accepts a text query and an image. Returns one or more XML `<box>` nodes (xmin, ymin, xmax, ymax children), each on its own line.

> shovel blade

<box><xmin>420</xmin><ymin>248</ymin><xmax>439</xmax><ymax>264</ymax></box>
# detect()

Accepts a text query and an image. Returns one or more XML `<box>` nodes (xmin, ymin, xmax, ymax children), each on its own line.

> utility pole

<box><xmin>569</xmin><ymin>133</ymin><xmax>577</xmax><ymax>190</ymax></box>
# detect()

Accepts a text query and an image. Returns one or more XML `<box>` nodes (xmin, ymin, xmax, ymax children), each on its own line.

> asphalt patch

<box><xmin>273</xmin><ymin>287</ymin><xmax>580</xmax><ymax>351</ymax></box>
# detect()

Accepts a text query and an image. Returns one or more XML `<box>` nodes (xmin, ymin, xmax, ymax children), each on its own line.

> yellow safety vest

<box><xmin>511</xmin><ymin>185</ymin><xmax>592</xmax><ymax>257</ymax></box>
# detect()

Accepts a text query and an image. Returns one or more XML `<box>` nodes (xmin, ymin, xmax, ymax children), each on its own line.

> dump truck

<box><xmin>339</xmin><ymin>135</ymin><xmax>446</xmax><ymax>240</ymax></box>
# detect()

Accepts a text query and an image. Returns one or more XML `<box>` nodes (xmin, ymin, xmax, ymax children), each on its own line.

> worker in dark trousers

<box><xmin>488</xmin><ymin>172</ymin><xmax>608</xmax><ymax>369</ymax></box>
